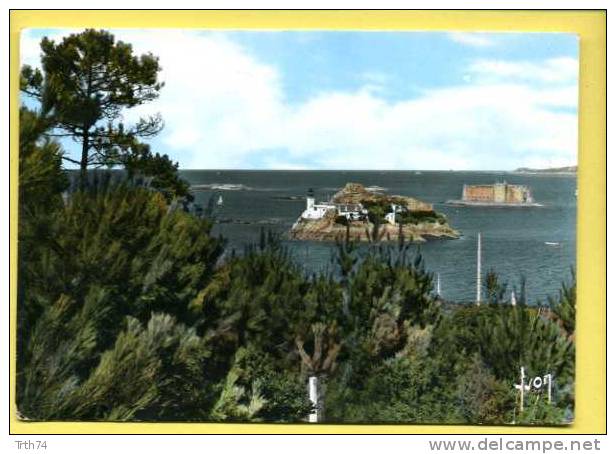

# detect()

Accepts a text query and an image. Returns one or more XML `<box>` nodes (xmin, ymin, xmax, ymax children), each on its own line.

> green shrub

<box><xmin>334</xmin><ymin>215</ymin><xmax>349</xmax><ymax>226</ymax></box>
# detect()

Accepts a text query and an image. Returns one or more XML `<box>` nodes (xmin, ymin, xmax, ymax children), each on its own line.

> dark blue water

<box><xmin>180</xmin><ymin>170</ymin><xmax>576</xmax><ymax>304</ymax></box>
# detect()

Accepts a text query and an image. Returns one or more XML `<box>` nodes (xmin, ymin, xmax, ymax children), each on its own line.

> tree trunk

<box><xmin>79</xmin><ymin>132</ymin><xmax>89</xmax><ymax>189</ymax></box>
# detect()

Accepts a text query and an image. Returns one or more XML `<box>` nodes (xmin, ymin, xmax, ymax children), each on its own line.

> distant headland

<box><xmin>289</xmin><ymin>183</ymin><xmax>459</xmax><ymax>242</ymax></box>
<box><xmin>513</xmin><ymin>165</ymin><xmax>577</xmax><ymax>175</ymax></box>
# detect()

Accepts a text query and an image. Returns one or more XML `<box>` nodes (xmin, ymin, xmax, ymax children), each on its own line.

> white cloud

<box><xmin>467</xmin><ymin>57</ymin><xmax>579</xmax><ymax>85</ymax></box>
<box><xmin>448</xmin><ymin>32</ymin><xmax>496</xmax><ymax>48</ymax></box>
<box><xmin>276</xmin><ymin>83</ymin><xmax>576</xmax><ymax>170</ymax></box>
<box><xmin>21</xmin><ymin>29</ymin><xmax>578</xmax><ymax>170</ymax></box>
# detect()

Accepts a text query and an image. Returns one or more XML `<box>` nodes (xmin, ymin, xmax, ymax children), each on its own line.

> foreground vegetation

<box><xmin>17</xmin><ymin>114</ymin><xmax>575</xmax><ymax>423</ymax></box>
<box><xmin>16</xmin><ymin>29</ymin><xmax>575</xmax><ymax>425</ymax></box>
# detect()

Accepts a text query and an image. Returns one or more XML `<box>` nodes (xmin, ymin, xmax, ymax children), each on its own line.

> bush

<box><xmin>334</xmin><ymin>215</ymin><xmax>349</xmax><ymax>226</ymax></box>
<box><xmin>398</xmin><ymin>210</ymin><xmax>442</xmax><ymax>225</ymax></box>
<box><xmin>17</xmin><ymin>171</ymin><xmax>224</xmax><ymax>419</ymax></box>
<box><xmin>361</xmin><ymin>199</ymin><xmax>389</xmax><ymax>224</ymax></box>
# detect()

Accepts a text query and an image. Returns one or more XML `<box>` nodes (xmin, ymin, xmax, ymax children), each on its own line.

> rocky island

<box><xmin>289</xmin><ymin>183</ymin><xmax>459</xmax><ymax>242</ymax></box>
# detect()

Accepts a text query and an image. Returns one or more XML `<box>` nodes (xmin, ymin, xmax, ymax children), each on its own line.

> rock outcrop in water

<box><xmin>289</xmin><ymin>183</ymin><xmax>459</xmax><ymax>243</ymax></box>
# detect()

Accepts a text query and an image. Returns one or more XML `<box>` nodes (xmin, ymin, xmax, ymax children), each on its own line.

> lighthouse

<box><xmin>299</xmin><ymin>188</ymin><xmax>336</xmax><ymax>220</ymax></box>
<box><xmin>306</xmin><ymin>188</ymin><xmax>315</xmax><ymax>211</ymax></box>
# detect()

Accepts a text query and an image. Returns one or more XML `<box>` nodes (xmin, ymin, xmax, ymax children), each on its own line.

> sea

<box><xmin>180</xmin><ymin>170</ymin><xmax>577</xmax><ymax>304</ymax></box>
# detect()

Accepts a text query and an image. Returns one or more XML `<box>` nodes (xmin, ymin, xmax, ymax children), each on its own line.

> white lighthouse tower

<box><xmin>299</xmin><ymin>188</ymin><xmax>335</xmax><ymax>220</ymax></box>
<box><xmin>306</xmin><ymin>188</ymin><xmax>315</xmax><ymax>211</ymax></box>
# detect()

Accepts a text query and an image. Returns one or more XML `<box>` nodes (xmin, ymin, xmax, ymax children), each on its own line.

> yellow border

<box><xmin>9</xmin><ymin>10</ymin><xmax>606</xmax><ymax>435</ymax></box>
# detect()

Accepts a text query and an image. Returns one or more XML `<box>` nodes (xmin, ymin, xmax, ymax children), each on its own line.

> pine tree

<box><xmin>21</xmin><ymin>29</ymin><xmax>163</xmax><ymax>185</ymax></box>
<box><xmin>61</xmin><ymin>313</ymin><xmax>212</xmax><ymax>421</ymax></box>
<box><xmin>548</xmin><ymin>270</ymin><xmax>576</xmax><ymax>337</ymax></box>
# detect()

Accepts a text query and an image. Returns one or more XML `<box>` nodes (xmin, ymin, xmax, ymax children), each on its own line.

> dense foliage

<box><xmin>17</xmin><ymin>129</ymin><xmax>576</xmax><ymax>422</ymax></box>
<box><xmin>397</xmin><ymin>209</ymin><xmax>447</xmax><ymax>225</ymax></box>
<box><xmin>17</xmin><ymin>30</ymin><xmax>575</xmax><ymax>426</ymax></box>
<box><xmin>361</xmin><ymin>198</ymin><xmax>446</xmax><ymax>226</ymax></box>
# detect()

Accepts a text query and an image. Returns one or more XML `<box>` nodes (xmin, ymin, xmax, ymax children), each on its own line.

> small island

<box><xmin>289</xmin><ymin>183</ymin><xmax>459</xmax><ymax>242</ymax></box>
<box><xmin>446</xmin><ymin>182</ymin><xmax>542</xmax><ymax>207</ymax></box>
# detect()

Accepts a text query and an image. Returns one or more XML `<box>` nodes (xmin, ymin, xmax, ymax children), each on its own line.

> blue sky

<box><xmin>232</xmin><ymin>31</ymin><xmax>578</xmax><ymax>104</ymax></box>
<box><xmin>21</xmin><ymin>29</ymin><xmax>579</xmax><ymax>170</ymax></box>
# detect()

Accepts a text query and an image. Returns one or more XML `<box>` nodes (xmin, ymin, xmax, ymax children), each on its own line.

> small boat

<box><xmin>544</xmin><ymin>241</ymin><xmax>560</xmax><ymax>246</ymax></box>
<box><xmin>217</xmin><ymin>195</ymin><xmax>224</xmax><ymax>207</ymax></box>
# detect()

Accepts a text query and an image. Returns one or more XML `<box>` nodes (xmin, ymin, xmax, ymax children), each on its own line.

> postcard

<box><xmin>16</xmin><ymin>27</ymin><xmax>579</xmax><ymax>426</ymax></box>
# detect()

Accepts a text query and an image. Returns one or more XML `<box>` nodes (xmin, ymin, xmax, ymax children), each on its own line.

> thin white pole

<box><xmin>519</xmin><ymin>367</ymin><xmax>525</xmax><ymax>412</ymax></box>
<box><xmin>436</xmin><ymin>273</ymin><xmax>441</xmax><ymax>297</ymax></box>
<box><xmin>545</xmin><ymin>374</ymin><xmax>552</xmax><ymax>404</ymax></box>
<box><xmin>476</xmin><ymin>232</ymin><xmax>482</xmax><ymax>305</ymax></box>
<box><xmin>308</xmin><ymin>376</ymin><xmax>318</xmax><ymax>423</ymax></box>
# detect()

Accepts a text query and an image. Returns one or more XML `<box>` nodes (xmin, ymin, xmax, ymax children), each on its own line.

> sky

<box><xmin>21</xmin><ymin>29</ymin><xmax>579</xmax><ymax>170</ymax></box>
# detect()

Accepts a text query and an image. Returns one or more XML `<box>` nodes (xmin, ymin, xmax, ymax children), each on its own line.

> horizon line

<box><xmin>176</xmin><ymin>167</ymin><xmax>578</xmax><ymax>172</ymax></box>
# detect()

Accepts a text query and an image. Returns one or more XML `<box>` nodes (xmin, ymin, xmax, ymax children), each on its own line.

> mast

<box><xmin>476</xmin><ymin>232</ymin><xmax>482</xmax><ymax>305</ymax></box>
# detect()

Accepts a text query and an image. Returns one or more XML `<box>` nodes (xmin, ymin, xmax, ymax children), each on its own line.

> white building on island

<box><xmin>384</xmin><ymin>203</ymin><xmax>406</xmax><ymax>225</ymax></box>
<box><xmin>298</xmin><ymin>189</ymin><xmax>415</xmax><ymax>225</ymax></box>
<box><xmin>384</xmin><ymin>212</ymin><xmax>396</xmax><ymax>225</ymax></box>
<box><xmin>300</xmin><ymin>188</ymin><xmax>336</xmax><ymax>220</ymax></box>
<box><xmin>337</xmin><ymin>203</ymin><xmax>366</xmax><ymax>221</ymax></box>
<box><xmin>300</xmin><ymin>189</ymin><xmax>369</xmax><ymax>221</ymax></box>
